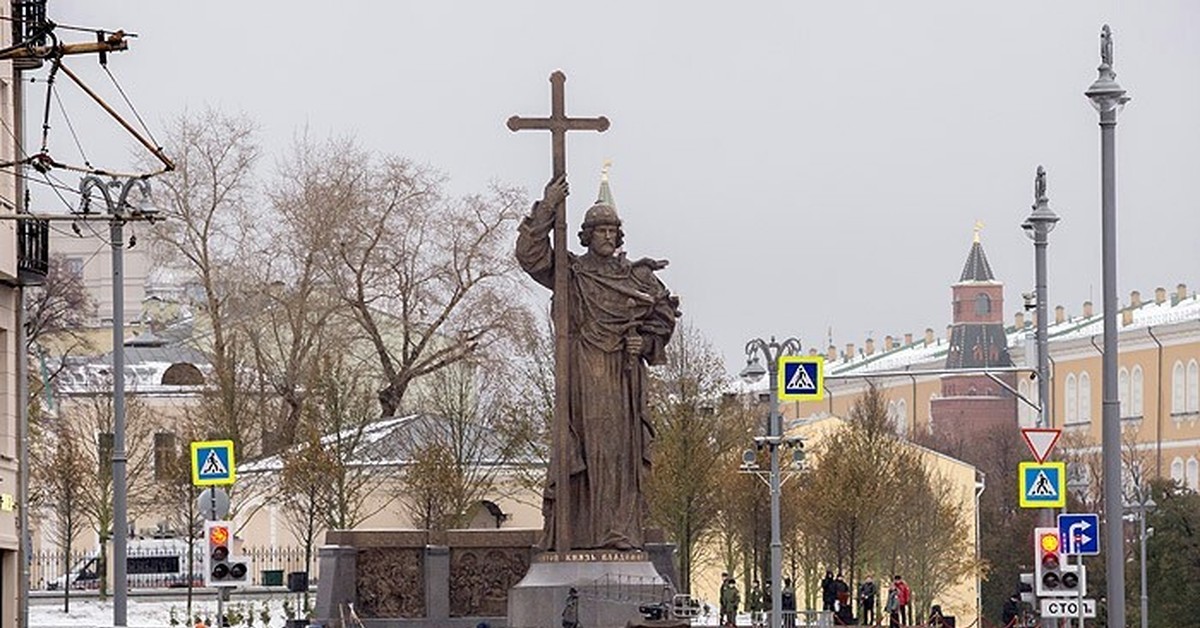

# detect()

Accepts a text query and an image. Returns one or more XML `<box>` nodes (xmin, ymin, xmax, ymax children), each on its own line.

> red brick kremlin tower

<box><xmin>930</xmin><ymin>227</ymin><xmax>1018</xmax><ymax>444</ymax></box>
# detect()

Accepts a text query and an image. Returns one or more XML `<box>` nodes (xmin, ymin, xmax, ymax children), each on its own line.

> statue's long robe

<box><xmin>516</xmin><ymin>202</ymin><xmax>677</xmax><ymax>550</ymax></box>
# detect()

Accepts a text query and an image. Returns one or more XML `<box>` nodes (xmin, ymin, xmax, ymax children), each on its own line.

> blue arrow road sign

<box><xmin>1058</xmin><ymin>513</ymin><xmax>1100</xmax><ymax>555</ymax></box>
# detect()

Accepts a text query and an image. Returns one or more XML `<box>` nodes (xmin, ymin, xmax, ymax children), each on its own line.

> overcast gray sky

<box><xmin>42</xmin><ymin>1</ymin><xmax>1200</xmax><ymax>370</ymax></box>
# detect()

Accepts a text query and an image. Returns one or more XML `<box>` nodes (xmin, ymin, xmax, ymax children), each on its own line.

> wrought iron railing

<box><xmin>29</xmin><ymin>545</ymin><xmax>319</xmax><ymax>591</ymax></box>
<box><xmin>10</xmin><ymin>0</ymin><xmax>47</xmax><ymax>70</ymax></box>
<box><xmin>17</xmin><ymin>216</ymin><xmax>48</xmax><ymax>285</ymax></box>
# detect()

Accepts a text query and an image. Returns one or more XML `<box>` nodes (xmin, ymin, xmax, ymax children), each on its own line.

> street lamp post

<box><xmin>77</xmin><ymin>175</ymin><xmax>158</xmax><ymax>628</ymax></box>
<box><xmin>1085</xmin><ymin>24</ymin><xmax>1131</xmax><ymax>628</ymax></box>
<box><xmin>1124</xmin><ymin>488</ymin><xmax>1156</xmax><ymax>628</ymax></box>
<box><xmin>1021</xmin><ymin>166</ymin><xmax>1062</xmax><ymax>627</ymax></box>
<box><xmin>740</xmin><ymin>336</ymin><xmax>801</xmax><ymax>628</ymax></box>
<box><xmin>1021</xmin><ymin>165</ymin><xmax>1059</xmax><ymax>432</ymax></box>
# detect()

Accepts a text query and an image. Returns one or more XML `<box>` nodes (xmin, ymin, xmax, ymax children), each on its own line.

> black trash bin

<box><xmin>287</xmin><ymin>571</ymin><xmax>309</xmax><ymax>593</ymax></box>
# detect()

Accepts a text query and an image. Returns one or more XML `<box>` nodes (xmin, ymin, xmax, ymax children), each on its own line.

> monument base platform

<box><xmin>507</xmin><ymin>551</ymin><xmax>672</xmax><ymax>628</ymax></box>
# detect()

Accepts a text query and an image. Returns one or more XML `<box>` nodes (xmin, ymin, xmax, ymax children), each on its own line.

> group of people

<box><xmin>718</xmin><ymin>573</ymin><xmax>797</xmax><ymax>628</ymax></box>
<box><xmin>822</xmin><ymin>571</ymin><xmax>912</xmax><ymax>627</ymax></box>
<box><xmin>718</xmin><ymin>570</ymin><xmax>919</xmax><ymax>627</ymax></box>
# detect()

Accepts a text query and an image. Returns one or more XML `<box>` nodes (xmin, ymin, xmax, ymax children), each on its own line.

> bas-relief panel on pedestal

<box><xmin>449</xmin><ymin>547</ymin><xmax>531</xmax><ymax>617</ymax></box>
<box><xmin>356</xmin><ymin>547</ymin><xmax>424</xmax><ymax>618</ymax></box>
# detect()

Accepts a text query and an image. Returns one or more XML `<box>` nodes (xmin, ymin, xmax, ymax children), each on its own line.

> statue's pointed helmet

<box><xmin>581</xmin><ymin>159</ymin><xmax>621</xmax><ymax>228</ymax></box>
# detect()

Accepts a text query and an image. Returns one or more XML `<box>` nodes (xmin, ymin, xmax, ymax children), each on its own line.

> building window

<box><xmin>1118</xmin><ymin>368</ymin><xmax>1129</xmax><ymax>418</ymax></box>
<box><xmin>896</xmin><ymin>398</ymin><xmax>908</xmax><ymax>435</ymax></box>
<box><xmin>975</xmin><ymin>293</ymin><xmax>991</xmax><ymax>316</ymax></box>
<box><xmin>1131</xmin><ymin>365</ymin><xmax>1144</xmax><ymax>417</ymax></box>
<box><xmin>1174</xmin><ymin>361</ymin><xmax>1187</xmax><ymax>414</ymax></box>
<box><xmin>1065</xmin><ymin>374</ymin><xmax>1078</xmax><ymax>424</ymax></box>
<box><xmin>1188</xmin><ymin>458</ymin><xmax>1200</xmax><ymax>492</ymax></box>
<box><xmin>154</xmin><ymin>432</ymin><xmax>177</xmax><ymax>481</ymax></box>
<box><xmin>1078</xmin><ymin>372</ymin><xmax>1092</xmax><ymax>422</ymax></box>
<box><xmin>65</xmin><ymin>256</ymin><xmax>84</xmax><ymax>278</ymax></box>
<box><xmin>1188</xmin><ymin>360</ymin><xmax>1200</xmax><ymax>413</ymax></box>
<box><xmin>1171</xmin><ymin>457</ymin><xmax>1185</xmax><ymax>485</ymax></box>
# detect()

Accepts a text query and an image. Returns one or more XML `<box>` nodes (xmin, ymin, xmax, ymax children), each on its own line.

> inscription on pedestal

<box><xmin>534</xmin><ymin>550</ymin><xmax>649</xmax><ymax>563</ymax></box>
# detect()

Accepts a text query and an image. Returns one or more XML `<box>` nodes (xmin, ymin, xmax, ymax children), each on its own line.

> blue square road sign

<box><xmin>778</xmin><ymin>356</ymin><xmax>825</xmax><ymax>401</ymax></box>
<box><xmin>1058</xmin><ymin>513</ymin><xmax>1100</xmax><ymax>555</ymax></box>
<box><xmin>191</xmin><ymin>440</ymin><xmax>236</xmax><ymax>486</ymax></box>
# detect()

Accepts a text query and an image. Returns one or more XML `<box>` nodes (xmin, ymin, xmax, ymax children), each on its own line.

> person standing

<box><xmin>1001</xmin><ymin>593</ymin><xmax>1020</xmax><ymax>628</ymax></box>
<box><xmin>858</xmin><ymin>574</ymin><xmax>878</xmax><ymax>626</ymax></box>
<box><xmin>885</xmin><ymin>584</ymin><xmax>900</xmax><ymax>628</ymax></box>
<box><xmin>749</xmin><ymin>579</ymin><xmax>765</xmax><ymax>628</ymax></box>
<box><xmin>893</xmin><ymin>575</ymin><xmax>911</xmax><ymax>626</ymax></box>
<box><xmin>781</xmin><ymin>577</ymin><xmax>797</xmax><ymax>628</ymax></box>
<box><xmin>820</xmin><ymin>570</ymin><xmax>836</xmax><ymax>612</ymax></box>
<box><xmin>720</xmin><ymin>575</ymin><xmax>740</xmax><ymax>628</ymax></box>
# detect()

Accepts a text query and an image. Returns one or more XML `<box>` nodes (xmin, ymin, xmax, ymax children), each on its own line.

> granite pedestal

<box><xmin>507</xmin><ymin>550</ymin><xmax>673</xmax><ymax>628</ymax></box>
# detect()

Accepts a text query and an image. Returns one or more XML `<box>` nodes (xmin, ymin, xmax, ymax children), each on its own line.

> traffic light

<box><xmin>1034</xmin><ymin>527</ymin><xmax>1063</xmax><ymax>596</ymax></box>
<box><xmin>1033</xmin><ymin>527</ymin><xmax>1085</xmax><ymax>597</ymax></box>
<box><xmin>1018</xmin><ymin>572</ymin><xmax>1035</xmax><ymax>605</ymax></box>
<box><xmin>204</xmin><ymin>521</ymin><xmax>248</xmax><ymax>587</ymax></box>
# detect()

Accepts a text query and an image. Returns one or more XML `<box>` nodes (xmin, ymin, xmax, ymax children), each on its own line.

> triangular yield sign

<box><xmin>1022</xmin><ymin>428</ymin><xmax>1061</xmax><ymax>463</ymax></box>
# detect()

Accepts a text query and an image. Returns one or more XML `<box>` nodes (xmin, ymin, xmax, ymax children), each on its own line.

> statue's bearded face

<box><xmin>588</xmin><ymin>224</ymin><xmax>620</xmax><ymax>257</ymax></box>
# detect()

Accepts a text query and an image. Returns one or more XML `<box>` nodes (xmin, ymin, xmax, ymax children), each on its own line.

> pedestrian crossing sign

<box><xmin>778</xmin><ymin>356</ymin><xmax>825</xmax><ymax>401</ymax></box>
<box><xmin>191</xmin><ymin>440</ymin><xmax>236</xmax><ymax>486</ymax></box>
<box><xmin>1019</xmin><ymin>461</ymin><xmax>1066</xmax><ymax>508</ymax></box>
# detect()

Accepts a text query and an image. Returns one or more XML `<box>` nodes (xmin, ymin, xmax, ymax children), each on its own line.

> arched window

<box><xmin>1065</xmin><ymin>374</ymin><xmax>1078</xmax><ymax>424</ymax></box>
<box><xmin>1079</xmin><ymin>372</ymin><xmax>1092</xmax><ymax>422</ymax></box>
<box><xmin>896</xmin><ymin>399</ymin><xmax>908</xmax><ymax>434</ymax></box>
<box><xmin>1188</xmin><ymin>458</ymin><xmax>1200</xmax><ymax>492</ymax></box>
<box><xmin>161</xmin><ymin>362</ymin><xmax>205</xmax><ymax>386</ymax></box>
<box><xmin>1188</xmin><ymin>360</ymin><xmax>1200</xmax><ymax>413</ymax></box>
<box><xmin>1118</xmin><ymin>368</ymin><xmax>1130</xmax><ymax>417</ymax></box>
<box><xmin>1173</xmin><ymin>361</ymin><xmax>1186</xmax><ymax>413</ymax></box>
<box><xmin>1131</xmin><ymin>365</ymin><xmax>1144</xmax><ymax>417</ymax></box>
<box><xmin>975</xmin><ymin>293</ymin><xmax>991</xmax><ymax>315</ymax></box>
<box><xmin>1171</xmin><ymin>457</ymin><xmax>1186</xmax><ymax>485</ymax></box>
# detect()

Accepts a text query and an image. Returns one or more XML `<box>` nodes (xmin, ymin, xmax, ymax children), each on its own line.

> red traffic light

<box><xmin>1041</xmin><ymin>552</ymin><xmax>1060</xmax><ymax>570</ymax></box>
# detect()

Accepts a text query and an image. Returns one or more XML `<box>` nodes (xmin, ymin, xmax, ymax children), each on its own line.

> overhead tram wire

<box><xmin>51</xmin><ymin>79</ymin><xmax>92</xmax><ymax>170</ymax></box>
<box><xmin>0</xmin><ymin>14</ymin><xmax>140</xmax><ymax>38</ymax></box>
<box><xmin>102</xmin><ymin>66</ymin><xmax>158</xmax><ymax>150</ymax></box>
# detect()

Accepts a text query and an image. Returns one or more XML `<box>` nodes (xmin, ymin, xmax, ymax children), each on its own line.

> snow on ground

<box><xmin>30</xmin><ymin>596</ymin><xmax>303</xmax><ymax>628</ymax></box>
<box><xmin>30</xmin><ymin>596</ymin><xmax>747</xmax><ymax>627</ymax></box>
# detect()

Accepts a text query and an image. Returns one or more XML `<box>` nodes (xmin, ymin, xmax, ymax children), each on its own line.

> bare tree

<box><xmin>32</xmin><ymin>422</ymin><xmax>91</xmax><ymax>612</ymax></box>
<box><xmin>147</xmin><ymin>107</ymin><xmax>266</xmax><ymax>454</ymax></box>
<box><xmin>55</xmin><ymin>387</ymin><xmax>155</xmax><ymax>597</ymax></box>
<box><xmin>282</xmin><ymin>135</ymin><xmax>528</xmax><ymax>417</ymax></box>
<box><xmin>23</xmin><ymin>254</ymin><xmax>95</xmax><ymax>351</ymax></box>
<box><xmin>398</xmin><ymin>356</ymin><xmax>517</xmax><ymax>531</ymax></box>
<box><xmin>644</xmin><ymin>322</ymin><xmax>744</xmax><ymax>593</ymax></box>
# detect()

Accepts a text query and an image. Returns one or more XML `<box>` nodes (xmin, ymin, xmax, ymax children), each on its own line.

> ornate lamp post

<box><xmin>1021</xmin><ymin>166</ymin><xmax>1059</xmax><ymax>431</ymax></box>
<box><xmin>740</xmin><ymin>336</ymin><xmax>801</xmax><ymax>628</ymax></box>
<box><xmin>1085</xmin><ymin>25</ymin><xmax>1130</xmax><ymax>628</ymax></box>
<box><xmin>77</xmin><ymin>175</ymin><xmax>157</xmax><ymax>627</ymax></box>
<box><xmin>1123</xmin><ymin>487</ymin><xmax>1156</xmax><ymax>628</ymax></box>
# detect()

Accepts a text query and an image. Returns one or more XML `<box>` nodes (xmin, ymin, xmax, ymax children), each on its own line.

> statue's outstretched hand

<box><xmin>542</xmin><ymin>175</ymin><xmax>569</xmax><ymax>208</ymax></box>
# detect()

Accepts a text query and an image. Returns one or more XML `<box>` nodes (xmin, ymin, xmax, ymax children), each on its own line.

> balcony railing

<box><xmin>17</xmin><ymin>216</ymin><xmax>48</xmax><ymax>285</ymax></box>
<box><xmin>11</xmin><ymin>0</ymin><xmax>48</xmax><ymax>70</ymax></box>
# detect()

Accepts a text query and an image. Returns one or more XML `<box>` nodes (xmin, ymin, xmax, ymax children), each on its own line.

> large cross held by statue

<box><xmin>507</xmin><ymin>71</ymin><xmax>609</xmax><ymax>555</ymax></box>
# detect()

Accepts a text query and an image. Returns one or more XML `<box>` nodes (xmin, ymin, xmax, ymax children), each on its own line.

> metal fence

<box><xmin>30</xmin><ymin>545</ymin><xmax>319</xmax><ymax>591</ymax></box>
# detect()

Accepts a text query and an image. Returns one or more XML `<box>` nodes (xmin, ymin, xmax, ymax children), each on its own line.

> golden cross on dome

<box><xmin>601</xmin><ymin>159</ymin><xmax>612</xmax><ymax>182</ymax></box>
<box><xmin>973</xmin><ymin>220</ymin><xmax>985</xmax><ymax>243</ymax></box>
